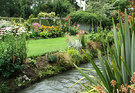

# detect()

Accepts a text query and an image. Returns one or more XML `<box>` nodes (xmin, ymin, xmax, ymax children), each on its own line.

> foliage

<box><xmin>86</xmin><ymin>41</ymin><xmax>101</xmax><ymax>58</ymax></box>
<box><xmin>73</xmin><ymin>10</ymin><xmax>135</xmax><ymax>92</ymax></box>
<box><xmin>0</xmin><ymin>20</ymin><xmax>11</xmax><ymax>29</ymax></box>
<box><xmin>70</xmin><ymin>11</ymin><xmax>110</xmax><ymax>26</ymax></box>
<box><xmin>30</xmin><ymin>23</ymin><xmax>41</xmax><ymax>38</ymax></box>
<box><xmin>61</xmin><ymin>23</ymin><xmax>78</xmax><ymax>35</ymax></box>
<box><xmin>66</xmin><ymin>33</ymin><xmax>82</xmax><ymax>49</ymax></box>
<box><xmin>40</xmin><ymin>25</ymin><xmax>63</xmax><ymax>38</ymax></box>
<box><xmin>88</xmin><ymin>29</ymin><xmax>114</xmax><ymax>48</ymax></box>
<box><xmin>21</xmin><ymin>4</ymin><xmax>32</xmax><ymax>19</ymax></box>
<box><xmin>52</xmin><ymin>0</ymin><xmax>74</xmax><ymax>17</ymax></box>
<box><xmin>128</xmin><ymin>0</ymin><xmax>135</xmax><ymax>14</ymax></box>
<box><xmin>113</xmin><ymin>0</ymin><xmax>130</xmax><ymax>12</ymax></box>
<box><xmin>40</xmin><ymin>31</ymin><xmax>52</xmax><ymax>38</ymax></box>
<box><xmin>58</xmin><ymin>53</ymin><xmax>73</xmax><ymax>69</ymax></box>
<box><xmin>77</xmin><ymin>30</ymin><xmax>87</xmax><ymax>48</ymax></box>
<box><xmin>0</xmin><ymin>81</ymin><xmax>10</xmax><ymax>93</ymax></box>
<box><xmin>67</xmin><ymin>48</ymin><xmax>82</xmax><ymax>65</ymax></box>
<box><xmin>0</xmin><ymin>25</ymin><xmax>27</xmax><ymax>78</ymax></box>
<box><xmin>37</xmin><ymin>12</ymin><xmax>55</xmax><ymax>18</ymax></box>
<box><xmin>30</xmin><ymin>59</ymin><xmax>36</xmax><ymax>66</ymax></box>
<box><xmin>47</xmin><ymin>54</ymin><xmax>58</xmax><ymax>64</ymax></box>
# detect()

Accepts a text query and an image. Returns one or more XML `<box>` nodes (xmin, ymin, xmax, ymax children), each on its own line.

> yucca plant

<box><xmin>72</xmin><ymin>9</ymin><xmax>135</xmax><ymax>93</ymax></box>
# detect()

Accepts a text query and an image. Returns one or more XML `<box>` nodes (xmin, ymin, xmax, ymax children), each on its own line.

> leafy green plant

<box><xmin>37</xmin><ymin>12</ymin><xmax>55</xmax><ymax>18</ymax></box>
<box><xmin>30</xmin><ymin>59</ymin><xmax>36</xmax><ymax>66</ymax></box>
<box><xmin>66</xmin><ymin>33</ymin><xmax>82</xmax><ymax>49</ymax></box>
<box><xmin>73</xmin><ymin>9</ymin><xmax>135</xmax><ymax>92</ymax></box>
<box><xmin>69</xmin><ymin>11</ymin><xmax>110</xmax><ymax>26</ymax></box>
<box><xmin>0</xmin><ymin>81</ymin><xmax>10</xmax><ymax>93</ymax></box>
<box><xmin>30</xmin><ymin>23</ymin><xmax>41</xmax><ymax>38</ymax></box>
<box><xmin>0</xmin><ymin>26</ymin><xmax>27</xmax><ymax>78</ymax></box>
<box><xmin>40</xmin><ymin>31</ymin><xmax>52</xmax><ymax>38</ymax></box>
<box><xmin>67</xmin><ymin>48</ymin><xmax>82</xmax><ymax>65</ymax></box>
<box><xmin>77</xmin><ymin>30</ymin><xmax>87</xmax><ymax>48</ymax></box>
<box><xmin>0</xmin><ymin>20</ymin><xmax>11</xmax><ymax>29</ymax></box>
<box><xmin>47</xmin><ymin>54</ymin><xmax>58</xmax><ymax>64</ymax></box>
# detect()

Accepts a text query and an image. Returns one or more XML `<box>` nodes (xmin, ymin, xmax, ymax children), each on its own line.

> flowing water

<box><xmin>17</xmin><ymin>58</ymin><xmax>101</xmax><ymax>93</ymax></box>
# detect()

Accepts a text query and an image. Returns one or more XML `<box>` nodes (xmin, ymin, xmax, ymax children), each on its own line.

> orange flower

<box><xmin>111</xmin><ymin>80</ymin><xmax>116</xmax><ymax>87</ymax></box>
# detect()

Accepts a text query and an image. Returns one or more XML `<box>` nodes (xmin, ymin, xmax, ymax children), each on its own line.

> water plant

<box><xmin>73</xmin><ymin>9</ymin><xmax>135</xmax><ymax>92</ymax></box>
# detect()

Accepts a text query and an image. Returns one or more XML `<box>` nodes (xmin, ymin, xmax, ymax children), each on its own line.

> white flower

<box><xmin>23</xmin><ymin>80</ymin><xmax>25</xmax><ymax>83</ymax></box>
<box><xmin>0</xmin><ymin>37</ymin><xmax>2</xmax><ymax>39</ymax></box>
<box><xmin>14</xmin><ymin>25</ymin><xmax>19</xmax><ymax>29</ymax></box>
<box><xmin>67</xmin><ymin>37</ymin><xmax>82</xmax><ymax>49</ymax></box>
<box><xmin>18</xmin><ymin>77</ymin><xmax>22</xmax><ymax>81</ymax></box>
<box><xmin>0</xmin><ymin>34</ymin><xmax>3</xmax><ymax>36</ymax></box>
<box><xmin>23</xmin><ymin>75</ymin><xmax>27</xmax><ymax>78</ymax></box>
<box><xmin>1</xmin><ymin>28</ymin><xmax>6</xmax><ymax>30</ymax></box>
<box><xmin>29</xmin><ymin>32</ymin><xmax>32</xmax><ymax>34</ymax></box>
<box><xmin>18</xmin><ymin>27</ymin><xmax>26</xmax><ymax>33</ymax></box>
<box><xmin>18</xmin><ymin>84</ymin><xmax>22</xmax><ymax>87</ymax></box>
<box><xmin>5</xmin><ymin>27</ymin><xmax>13</xmax><ymax>31</ymax></box>
<box><xmin>25</xmin><ymin>77</ymin><xmax>29</xmax><ymax>80</ymax></box>
<box><xmin>16</xmin><ymin>33</ymin><xmax>21</xmax><ymax>35</ymax></box>
<box><xmin>22</xmin><ymin>71</ymin><xmax>25</xmax><ymax>74</ymax></box>
<box><xmin>21</xmin><ymin>31</ymin><xmax>26</xmax><ymax>33</ymax></box>
<box><xmin>75</xmin><ymin>40</ymin><xmax>82</xmax><ymax>48</ymax></box>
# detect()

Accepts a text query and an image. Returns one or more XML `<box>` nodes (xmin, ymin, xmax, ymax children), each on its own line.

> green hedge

<box><xmin>69</xmin><ymin>11</ymin><xmax>110</xmax><ymax>26</ymax></box>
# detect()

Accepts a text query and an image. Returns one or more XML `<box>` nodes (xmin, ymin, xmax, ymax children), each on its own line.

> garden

<box><xmin>0</xmin><ymin>0</ymin><xmax>135</xmax><ymax>93</ymax></box>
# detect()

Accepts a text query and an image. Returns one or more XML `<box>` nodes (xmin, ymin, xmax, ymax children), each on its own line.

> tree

<box><xmin>86</xmin><ymin>0</ymin><xmax>113</xmax><ymax>28</ymax></box>
<box><xmin>52</xmin><ymin>0</ymin><xmax>74</xmax><ymax>17</ymax></box>
<box><xmin>21</xmin><ymin>4</ymin><xmax>32</xmax><ymax>19</ymax></box>
<box><xmin>0</xmin><ymin>0</ymin><xmax>33</xmax><ymax>18</ymax></box>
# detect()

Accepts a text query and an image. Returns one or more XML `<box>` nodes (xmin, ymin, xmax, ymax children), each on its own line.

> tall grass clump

<box><xmin>73</xmin><ymin>9</ymin><xmax>135</xmax><ymax>93</ymax></box>
<box><xmin>0</xmin><ymin>25</ymin><xmax>27</xmax><ymax>78</ymax></box>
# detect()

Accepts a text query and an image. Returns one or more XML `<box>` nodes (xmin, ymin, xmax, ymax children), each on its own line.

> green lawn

<box><xmin>27</xmin><ymin>37</ymin><xmax>68</xmax><ymax>57</ymax></box>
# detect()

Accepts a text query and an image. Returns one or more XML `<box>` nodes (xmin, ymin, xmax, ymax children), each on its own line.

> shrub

<box><xmin>61</xmin><ymin>24</ymin><xmax>78</xmax><ymax>35</ymax></box>
<box><xmin>37</xmin><ymin>12</ymin><xmax>55</xmax><ymax>18</ymax></box>
<box><xmin>40</xmin><ymin>31</ymin><xmax>52</xmax><ymax>38</ymax></box>
<box><xmin>58</xmin><ymin>53</ymin><xmax>73</xmax><ymax>69</ymax></box>
<box><xmin>40</xmin><ymin>25</ymin><xmax>63</xmax><ymax>38</ymax></box>
<box><xmin>67</xmin><ymin>48</ymin><xmax>82</xmax><ymax>65</ymax></box>
<box><xmin>30</xmin><ymin>23</ymin><xmax>41</xmax><ymax>38</ymax></box>
<box><xmin>66</xmin><ymin>33</ymin><xmax>82</xmax><ymax>49</ymax></box>
<box><xmin>70</xmin><ymin>11</ymin><xmax>110</xmax><ymax>26</ymax></box>
<box><xmin>88</xmin><ymin>29</ymin><xmax>114</xmax><ymax>49</ymax></box>
<box><xmin>77</xmin><ymin>30</ymin><xmax>87</xmax><ymax>48</ymax></box>
<box><xmin>0</xmin><ymin>25</ymin><xmax>27</xmax><ymax>78</ymax></box>
<box><xmin>86</xmin><ymin>41</ymin><xmax>102</xmax><ymax>57</ymax></box>
<box><xmin>0</xmin><ymin>20</ymin><xmax>11</xmax><ymax>29</ymax></box>
<box><xmin>47</xmin><ymin>54</ymin><xmax>58</xmax><ymax>64</ymax></box>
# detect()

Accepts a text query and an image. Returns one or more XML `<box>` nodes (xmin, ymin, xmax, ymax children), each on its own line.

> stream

<box><xmin>17</xmin><ymin>58</ymin><xmax>101</xmax><ymax>93</ymax></box>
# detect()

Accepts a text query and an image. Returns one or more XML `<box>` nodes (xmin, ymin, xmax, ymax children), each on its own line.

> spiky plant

<box><xmin>73</xmin><ymin>9</ymin><xmax>135</xmax><ymax>93</ymax></box>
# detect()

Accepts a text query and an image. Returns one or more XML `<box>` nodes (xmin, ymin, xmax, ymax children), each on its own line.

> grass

<box><xmin>27</xmin><ymin>37</ymin><xmax>68</xmax><ymax>57</ymax></box>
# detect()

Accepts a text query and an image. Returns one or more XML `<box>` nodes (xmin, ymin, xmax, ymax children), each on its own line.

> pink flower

<box><xmin>77</xmin><ymin>24</ymin><xmax>80</xmax><ymax>27</ymax></box>
<box><xmin>33</xmin><ymin>23</ymin><xmax>41</xmax><ymax>27</ymax></box>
